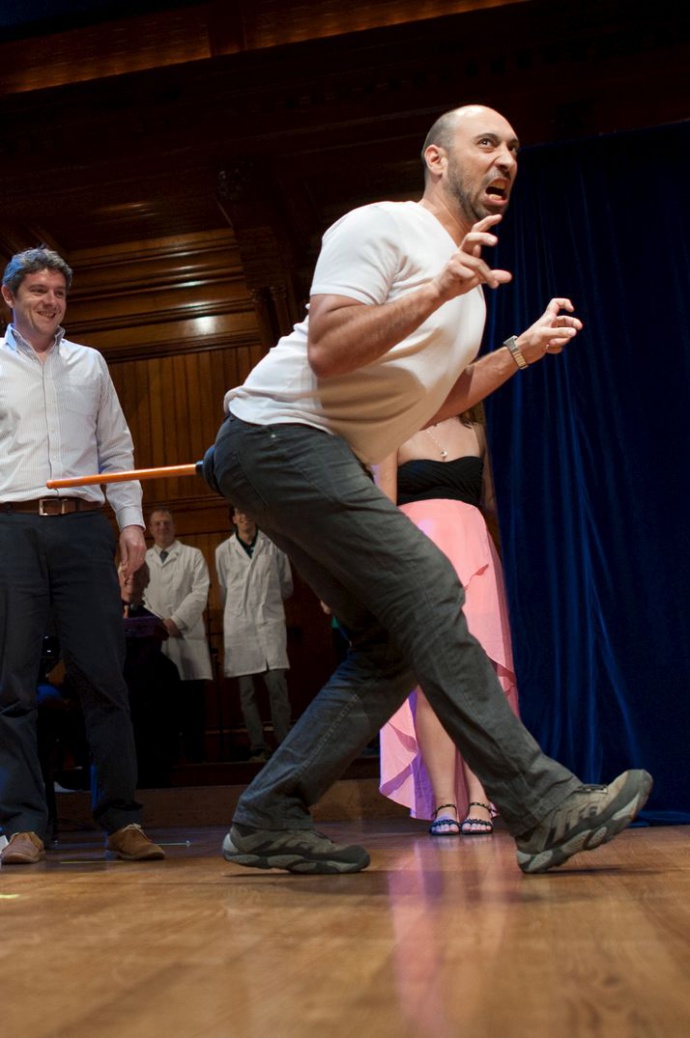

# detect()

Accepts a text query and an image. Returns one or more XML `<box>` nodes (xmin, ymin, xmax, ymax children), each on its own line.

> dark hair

<box><xmin>134</xmin><ymin>560</ymin><xmax>151</xmax><ymax>586</ymax></box>
<box><xmin>460</xmin><ymin>403</ymin><xmax>485</xmax><ymax>427</ymax></box>
<box><xmin>148</xmin><ymin>507</ymin><xmax>174</xmax><ymax>526</ymax></box>
<box><xmin>420</xmin><ymin>109</ymin><xmax>462</xmax><ymax>178</ymax></box>
<box><xmin>2</xmin><ymin>247</ymin><xmax>73</xmax><ymax>295</ymax></box>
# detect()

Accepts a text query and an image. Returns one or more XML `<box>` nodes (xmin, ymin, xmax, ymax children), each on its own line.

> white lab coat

<box><xmin>144</xmin><ymin>540</ymin><xmax>213</xmax><ymax>681</ymax></box>
<box><xmin>215</xmin><ymin>531</ymin><xmax>293</xmax><ymax>678</ymax></box>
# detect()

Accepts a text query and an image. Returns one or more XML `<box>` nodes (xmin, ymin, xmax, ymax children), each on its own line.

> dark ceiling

<box><xmin>0</xmin><ymin>0</ymin><xmax>688</xmax><ymax>289</ymax></box>
<box><xmin>0</xmin><ymin>0</ymin><xmax>193</xmax><ymax>37</ymax></box>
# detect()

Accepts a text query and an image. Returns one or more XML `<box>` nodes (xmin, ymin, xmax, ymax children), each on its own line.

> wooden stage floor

<box><xmin>2</xmin><ymin>820</ymin><xmax>690</xmax><ymax>1038</ymax></box>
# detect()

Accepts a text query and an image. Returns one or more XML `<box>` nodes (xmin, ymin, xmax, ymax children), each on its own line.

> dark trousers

<box><xmin>213</xmin><ymin>416</ymin><xmax>579</xmax><ymax>837</ymax></box>
<box><xmin>176</xmin><ymin>679</ymin><xmax>208</xmax><ymax>763</ymax></box>
<box><xmin>0</xmin><ymin>511</ymin><xmax>141</xmax><ymax>841</ymax></box>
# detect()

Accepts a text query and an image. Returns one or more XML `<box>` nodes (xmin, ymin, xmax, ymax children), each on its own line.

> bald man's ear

<box><xmin>423</xmin><ymin>144</ymin><xmax>447</xmax><ymax>178</ymax></box>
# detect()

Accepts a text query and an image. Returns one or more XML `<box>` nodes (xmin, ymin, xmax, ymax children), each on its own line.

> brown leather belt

<box><xmin>0</xmin><ymin>498</ymin><xmax>101</xmax><ymax>516</ymax></box>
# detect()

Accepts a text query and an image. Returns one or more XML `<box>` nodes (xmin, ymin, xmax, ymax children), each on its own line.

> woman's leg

<box><xmin>461</xmin><ymin>766</ymin><xmax>494</xmax><ymax>834</ymax></box>
<box><xmin>413</xmin><ymin>691</ymin><xmax>460</xmax><ymax>833</ymax></box>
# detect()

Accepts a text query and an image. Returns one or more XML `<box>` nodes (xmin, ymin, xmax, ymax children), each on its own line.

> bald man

<box><xmin>211</xmin><ymin>105</ymin><xmax>651</xmax><ymax>876</ymax></box>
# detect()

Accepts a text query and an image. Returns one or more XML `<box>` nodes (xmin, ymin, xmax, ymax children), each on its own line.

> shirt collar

<box><xmin>235</xmin><ymin>530</ymin><xmax>259</xmax><ymax>558</ymax></box>
<box><xmin>6</xmin><ymin>324</ymin><xmax>66</xmax><ymax>355</ymax></box>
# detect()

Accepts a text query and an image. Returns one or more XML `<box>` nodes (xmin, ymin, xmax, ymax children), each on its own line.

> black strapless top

<box><xmin>397</xmin><ymin>456</ymin><xmax>483</xmax><ymax>507</ymax></box>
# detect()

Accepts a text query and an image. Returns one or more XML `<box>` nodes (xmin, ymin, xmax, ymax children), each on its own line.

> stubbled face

<box><xmin>2</xmin><ymin>269</ymin><xmax>67</xmax><ymax>350</ymax></box>
<box><xmin>442</xmin><ymin>107</ymin><xmax>520</xmax><ymax>224</ymax></box>
<box><xmin>233</xmin><ymin>509</ymin><xmax>256</xmax><ymax>542</ymax></box>
<box><xmin>149</xmin><ymin>511</ymin><xmax>175</xmax><ymax>549</ymax></box>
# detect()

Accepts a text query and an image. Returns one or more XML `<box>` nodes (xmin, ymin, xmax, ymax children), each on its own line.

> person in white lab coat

<box><xmin>144</xmin><ymin>508</ymin><xmax>213</xmax><ymax>762</ymax></box>
<box><xmin>216</xmin><ymin>507</ymin><xmax>293</xmax><ymax>762</ymax></box>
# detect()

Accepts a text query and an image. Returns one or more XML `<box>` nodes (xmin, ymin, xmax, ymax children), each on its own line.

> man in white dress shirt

<box><xmin>0</xmin><ymin>247</ymin><xmax>164</xmax><ymax>864</ymax></box>
<box><xmin>144</xmin><ymin>508</ymin><xmax>213</xmax><ymax>763</ymax></box>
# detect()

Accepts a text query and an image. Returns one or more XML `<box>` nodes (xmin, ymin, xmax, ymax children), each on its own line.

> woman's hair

<box><xmin>459</xmin><ymin>402</ymin><xmax>485</xmax><ymax>427</ymax></box>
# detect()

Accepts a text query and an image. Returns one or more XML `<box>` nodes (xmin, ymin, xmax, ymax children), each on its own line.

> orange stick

<box><xmin>46</xmin><ymin>463</ymin><xmax>200</xmax><ymax>489</ymax></box>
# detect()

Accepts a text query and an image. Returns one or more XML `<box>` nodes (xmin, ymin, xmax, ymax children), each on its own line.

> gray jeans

<box><xmin>213</xmin><ymin>415</ymin><xmax>580</xmax><ymax>837</ymax></box>
<box><xmin>238</xmin><ymin>668</ymin><xmax>291</xmax><ymax>750</ymax></box>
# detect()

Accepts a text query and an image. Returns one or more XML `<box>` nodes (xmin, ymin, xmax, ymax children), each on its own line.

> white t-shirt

<box><xmin>225</xmin><ymin>201</ymin><xmax>486</xmax><ymax>465</ymax></box>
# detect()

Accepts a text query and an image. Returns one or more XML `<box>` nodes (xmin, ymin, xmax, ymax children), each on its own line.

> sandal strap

<box><xmin>431</xmin><ymin>802</ymin><xmax>457</xmax><ymax>818</ymax></box>
<box><xmin>461</xmin><ymin>816</ymin><xmax>493</xmax><ymax>832</ymax></box>
<box><xmin>467</xmin><ymin>801</ymin><xmax>492</xmax><ymax>813</ymax></box>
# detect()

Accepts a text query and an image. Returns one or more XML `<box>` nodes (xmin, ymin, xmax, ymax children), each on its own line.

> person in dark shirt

<box><xmin>119</xmin><ymin>562</ymin><xmax>180</xmax><ymax>787</ymax></box>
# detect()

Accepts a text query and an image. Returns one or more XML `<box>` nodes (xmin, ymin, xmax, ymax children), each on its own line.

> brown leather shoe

<box><xmin>106</xmin><ymin>824</ymin><xmax>165</xmax><ymax>861</ymax></box>
<box><xmin>0</xmin><ymin>831</ymin><xmax>46</xmax><ymax>864</ymax></box>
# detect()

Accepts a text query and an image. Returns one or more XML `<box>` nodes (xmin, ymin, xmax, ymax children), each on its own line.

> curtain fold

<box><xmin>484</xmin><ymin>121</ymin><xmax>690</xmax><ymax>822</ymax></box>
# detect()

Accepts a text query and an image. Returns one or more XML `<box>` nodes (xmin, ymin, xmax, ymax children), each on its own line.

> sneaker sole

<box><xmin>221</xmin><ymin>834</ymin><xmax>370</xmax><ymax>875</ymax></box>
<box><xmin>517</xmin><ymin>771</ymin><xmax>653</xmax><ymax>874</ymax></box>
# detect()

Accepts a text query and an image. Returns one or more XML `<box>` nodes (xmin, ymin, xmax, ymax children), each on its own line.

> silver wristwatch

<box><xmin>503</xmin><ymin>335</ymin><xmax>529</xmax><ymax>370</ymax></box>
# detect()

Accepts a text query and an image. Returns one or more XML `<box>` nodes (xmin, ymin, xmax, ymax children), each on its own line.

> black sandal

<box><xmin>429</xmin><ymin>803</ymin><xmax>461</xmax><ymax>836</ymax></box>
<box><xmin>460</xmin><ymin>801</ymin><xmax>494</xmax><ymax>835</ymax></box>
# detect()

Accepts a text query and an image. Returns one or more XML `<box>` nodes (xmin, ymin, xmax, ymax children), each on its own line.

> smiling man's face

<box><xmin>149</xmin><ymin>511</ymin><xmax>175</xmax><ymax>549</ymax></box>
<box><xmin>2</xmin><ymin>268</ymin><xmax>67</xmax><ymax>352</ymax></box>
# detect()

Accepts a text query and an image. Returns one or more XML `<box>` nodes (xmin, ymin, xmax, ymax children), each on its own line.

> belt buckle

<box><xmin>38</xmin><ymin>498</ymin><xmax>63</xmax><ymax>516</ymax></box>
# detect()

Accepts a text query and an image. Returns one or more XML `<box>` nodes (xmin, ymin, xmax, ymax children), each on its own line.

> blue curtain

<box><xmin>484</xmin><ymin>120</ymin><xmax>690</xmax><ymax>823</ymax></box>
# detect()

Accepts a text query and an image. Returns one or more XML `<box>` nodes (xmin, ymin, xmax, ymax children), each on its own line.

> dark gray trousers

<box><xmin>213</xmin><ymin>416</ymin><xmax>580</xmax><ymax>838</ymax></box>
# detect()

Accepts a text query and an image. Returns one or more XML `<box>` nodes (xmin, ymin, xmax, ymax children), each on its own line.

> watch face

<box><xmin>505</xmin><ymin>337</ymin><xmax>528</xmax><ymax>369</ymax></box>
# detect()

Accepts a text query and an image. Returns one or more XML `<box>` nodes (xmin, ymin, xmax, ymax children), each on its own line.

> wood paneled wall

<box><xmin>3</xmin><ymin>0</ymin><xmax>687</xmax><ymax>761</ymax></box>
<box><xmin>61</xmin><ymin>225</ymin><xmax>338</xmax><ymax>754</ymax></box>
<box><xmin>0</xmin><ymin>1</ymin><xmax>526</xmax><ymax>95</ymax></box>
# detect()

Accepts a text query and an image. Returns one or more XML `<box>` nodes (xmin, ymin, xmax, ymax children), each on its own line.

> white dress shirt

<box><xmin>0</xmin><ymin>325</ymin><xmax>143</xmax><ymax>529</ymax></box>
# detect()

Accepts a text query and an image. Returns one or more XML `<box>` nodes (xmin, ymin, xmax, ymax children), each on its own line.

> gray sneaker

<box><xmin>516</xmin><ymin>769</ymin><xmax>653</xmax><ymax>874</ymax></box>
<box><xmin>222</xmin><ymin>824</ymin><xmax>371</xmax><ymax>874</ymax></box>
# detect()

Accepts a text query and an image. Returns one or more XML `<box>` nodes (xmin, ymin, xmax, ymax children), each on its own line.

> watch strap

<box><xmin>503</xmin><ymin>335</ymin><xmax>529</xmax><ymax>370</ymax></box>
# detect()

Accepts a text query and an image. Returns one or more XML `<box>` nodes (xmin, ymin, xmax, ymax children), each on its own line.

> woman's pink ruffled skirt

<box><xmin>379</xmin><ymin>498</ymin><xmax>519</xmax><ymax>820</ymax></box>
